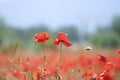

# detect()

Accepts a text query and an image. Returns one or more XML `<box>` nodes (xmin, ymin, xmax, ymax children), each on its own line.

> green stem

<box><xmin>42</xmin><ymin>43</ymin><xmax>46</xmax><ymax>68</ymax></box>
<box><xmin>58</xmin><ymin>42</ymin><xmax>62</xmax><ymax>72</ymax></box>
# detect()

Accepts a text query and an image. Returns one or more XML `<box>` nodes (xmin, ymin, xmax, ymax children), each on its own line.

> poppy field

<box><xmin>0</xmin><ymin>32</ymin><xmax>120</xmax><ymax>80</ymax></box>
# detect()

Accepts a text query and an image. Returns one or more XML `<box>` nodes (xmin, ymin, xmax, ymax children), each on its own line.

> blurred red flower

<box><xmin>12</xmin><ymin>69</ymin><xmax>21</xmax><ymax>79</ymax></box>
<box><xmin>105</xmin><ymin>62</ymin><xmax>114</xmax><ymax>72</ymax></box>
<box><xmin>117</xmin><ymin>49</ymin><xmax>120</xmax><ymax>54</ymax></box>
<box><xmin>54</xmin><ymin>32</ymin><xmax>72</xmax><ymax>47</ymax></box>
<box><xmin>34</xmin><ymin>32</ymin><xmax>50</xmax><ymax>43</ymax></box>
<box><xmin>98</xmin><ymin>54</ymin><xmax>107</xmax><ymax>63</ymax></box>
<box><xmin>99</xmin><ymin>70</ymin><xmax>114</xmax><ymax>80</ymax></box>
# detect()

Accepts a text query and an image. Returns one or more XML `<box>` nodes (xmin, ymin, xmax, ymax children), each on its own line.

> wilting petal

<box><xmin>54</xmin><ymin>39</ymin><xmax>60</xmax><ymax>46</ymax></box>
<box><xmin>54</xmin><ymin>32</ymin><xmax>72</xmax><ymax>47</ymax></box>
<box><xmin>62</xmin><ymin>40</ymin><xmax>72</xmax><ymax>47</ymax></box>
<box><xmin>98</xmin><ymin>54</ymin><xmax>107</xmax><ymax>63</ymax></box>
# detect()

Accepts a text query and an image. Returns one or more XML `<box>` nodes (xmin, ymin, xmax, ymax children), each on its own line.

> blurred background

<box><xmin>0</xmin><ymin>0</ymin><xmax>120</xmax><ymax>51</ymax></box>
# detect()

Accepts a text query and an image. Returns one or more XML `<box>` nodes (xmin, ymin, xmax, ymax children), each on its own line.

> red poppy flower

<box><xmin>34</xmin><ymin>32</ymin><xmax>50</xmax><ymax>43</ymax></box>
<box><xmin>117</xmin><ymin>49</ymin><xmax>120</xmax><ymax>54</ymax></box>
<box><xmin>98</xmin><ymin>54</ymin><xmax>107</xmax><ymax>63</ymax></box>
<box><xmin>54</xmin><ymin>32</ymin><xmax>72</xmax><ymax>47</ymax></box>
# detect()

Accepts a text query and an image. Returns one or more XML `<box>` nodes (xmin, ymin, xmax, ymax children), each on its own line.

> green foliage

<box><xmin>111</xmin><ymin>15</ymin><xmax>120</xmax><ymax>35</ymax></box>
<box><xmin>91</xmin><ymin>31</ymin><xmax>120</xmax><ymax>47</ymax></box>
<box><xmin>91</xmin><ymin>15</ymin><xmax>120</xmax><ymax>47</ymax></box>
<box><xmin>0</xmin><ymin>18</ymin><xmax>6</xmax><ymax>45</ymax></box>
<box><xmin>0</xmin><ymin>18</ymin><xmax>12</xmax><ymax>47</ymax></box>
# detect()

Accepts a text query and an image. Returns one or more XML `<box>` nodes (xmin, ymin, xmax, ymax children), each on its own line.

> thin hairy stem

<box><xmin>58</xmin><ymin>42</ymin><xmax>62</xmax><ymax>72</ymax></box>
<box><xmin>42</xmin><ymin>43</ymin><xmax>46</xmax><ymax>68</ymax></box>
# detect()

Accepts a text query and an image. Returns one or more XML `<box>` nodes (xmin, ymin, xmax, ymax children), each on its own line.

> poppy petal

<box><xmin>62</xmin><ymin>40</ymin><xmax>72</xmax><ymax>47</ymax></box>
<box><xmin>54</xmin><ymin>39</ymin><xmax>60</xmax><ymax>46</ymax></box>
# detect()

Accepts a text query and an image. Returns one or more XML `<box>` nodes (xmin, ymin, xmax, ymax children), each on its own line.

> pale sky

<box><xmin>0</xmin><ymin>0</ymin><xmax>120</xmax><ymax>30</ymax></box>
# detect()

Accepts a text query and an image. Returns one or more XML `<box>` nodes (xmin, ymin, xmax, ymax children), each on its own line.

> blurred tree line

<box><xmin>91</xmin><ymin>15</ymin><xmax>120</xmax><ymax>48</ymax></box>
<box><xmin>0</xmin><ymin>15</ymin><xmax>120</xmax><ymax>50</ymax></box>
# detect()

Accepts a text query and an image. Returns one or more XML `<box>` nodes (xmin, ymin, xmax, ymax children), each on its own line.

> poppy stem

<box><xmin>42</xmin><ymin>43</ymin><xmax>46</xmax><ymax>68</ymax></box>
<box><xmin>58</xmin><ymin>42</ymin><xmax>62</xmax><ymax>72</ymax></box>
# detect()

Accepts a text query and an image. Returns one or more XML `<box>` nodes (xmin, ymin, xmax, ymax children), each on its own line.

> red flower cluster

<box><xmin>34</xmin><ymin>32</ymin><xmax>72</xmax><ymax>47</ymax></box>
<box><xmin>1</xmin><ymin>51</ymin><xmax>120</xmax><ymax>80</ymax></box>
